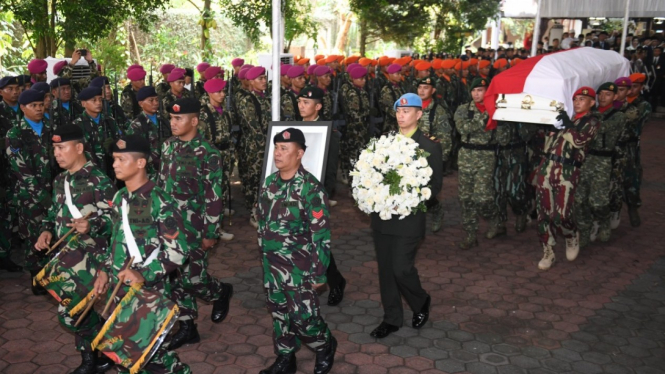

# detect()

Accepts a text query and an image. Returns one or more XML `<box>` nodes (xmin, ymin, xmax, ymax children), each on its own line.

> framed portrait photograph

<box><xmin>261</xmin><ymin>121</ymin><xmax>333</xmax><ymax>185</ymax></box>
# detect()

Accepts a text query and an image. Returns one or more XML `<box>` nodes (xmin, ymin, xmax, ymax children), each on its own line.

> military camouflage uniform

<box><xmin>160</xmin><ymin>89</ymin><xmax>194</xmax><ymax>120</ymax></box>
<box><xmin>609</xmin><ymin>101</ymin><xmax>639</xmax><ymax>215</ymax></box>
<box><xmin>257</xmin><ymin>165</ymin><xmax>333</xmax><ymax>355</ymax></box>
<box><xmin>0</xmin><ymin>101</ymin><xmax>22</xmax><ymax>259</ymax></box>
<box><xmin>619</xmin><ymin>96</ymin><xmax>651</xmax><ymax>212</ymax></box>
<box><xmin>379</xmin><ymin>83</ymin><xmax>404</xmax><ymax>133</ymax></box>
<box><xmin>125</xmin><ymin>112</ymin><xmax>172</xmax><ymax>179</ymax></box>
<box><xmin>237</xmin><ymin>90</ymin><xmax>270</xmax><ymax>210</ymax></box>
<box><xmin>418</xmin><ymin>99</ymin><xmax>453</xmax><ymax>162</ymax></box>
<box><xmin>535</xmin><ymin>112</ymin><xmax>600</xmax><ymax>247</ymax></box>
<box><xmin>121</xmin><ymin>84</ymin><xmax>141</xmax><ymax>121</ymax></box>
<box><xmin>158</xmin><ymin>133</ymin><xmax>225</xmax><ymax>321</ymax></box>
<box><xmin>102</xmin><ymin>180</ymin><xmax>191</xmax><ymax>374</ymax></box>
<box><xmin>5</xmin><ymin>118</ymin><xmax>53</xmax><ymax>270</ymax></box>
<box><xmin>575</xmin><ymin>108</ymin><xmax>625</xmax><ymax>243</ymax></box>
<box><xmin>524</xmin><ymin>124</ymin><xmax>549</xmax><ymax>212</ymax></box>
<box><xmin>105</xmin><ymin>99</ymin><xmax>129</xmax><ymax>133</ymax></box>
<box><xmin>454</xmin><ymin>102</ymin><xmax>498</xmax><ymax>235</ymax></box>
<box><xmin>494</xmin><ymin>121</ymin><xmax>531</xmax><ymax>224</ymax></box>
<box><xmin>194</xmin><ymin>80</ymin><xmax>206</xmax><ymax>100</ymax></box>
<box><xmin>51</xmin><ymin>99</ymin><xmax>84</xmax><ymax>130</ymax></box>
<box><xmin>72</xmin><ymin>112</ymin><xmax>121</xmax><ymax>178</ymax></box>
<box><xmin>320</xmin><ymin>89</ymin><xmax>333</xmax><ymax>121</ymax></box>
<box><xmin>199</xmin><ymin>102</ymin><xmax>235</xmax><ymax>203</ymax></box>
<box><xmin>435</xmin><ymin>76</ymin><xmax>457</xmax><ymax>111</ymax></box>
<box><xmin>280</xmin><ymin>89</ymin><xmax>302</xmax><ymax>121</ymax></box>
<box><xmin>58</xmin><ymin>62</ymin><xmax>99</xmax><ymax>96</ymax></box>
<box><xmin>155</xmin><ymin>81</ymin><xmax>170</xmax><ymax>100</ymax></box>
<box><xmin>41</xmin><ymin>161</ymin><xmax>116</xmax><ymax>351</ymax></box>
<box><xmin>340</xmin><ymin>84</ymin><xmax>369</xmax><ymax>176</ymax></box>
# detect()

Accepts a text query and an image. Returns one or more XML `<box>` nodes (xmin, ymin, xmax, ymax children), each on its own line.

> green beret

<box><xmin>469</xmin><ymin>77</ymin><xmax>489</xmax><ymax>90</ymax></box>
<box><xmin>597</xmin><ymin>82</ymin><xmax>617</xmax><ymax>94</ymax></box>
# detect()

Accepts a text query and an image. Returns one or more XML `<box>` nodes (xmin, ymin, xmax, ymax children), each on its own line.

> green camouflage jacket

<box><xmin>125</xmin><ymin>112</ymin><xmax>171</xmax><ymax>178</ymax></box>
<box><xmin>280</xmin><ymin>89</ymin><xmax>301</xmax><ymax>121</ymax></box>
<box><xmin>341</xmin><ymin>84</ymin><xmax>370</xmax><ymax>124</ymax></box>
<box><xmin>454</xmin><ymin>102</ymin><xmax>496</xmax><ymax>145</ymax></box>
<box><xmin>51</xmin><ymin>99</ymin><xmax>83</xmax><ymax>130</ymax></box>
<box><xmin>121</xmin><ymin>84</ymin><xmax>141</xmax><ymax>121</ymax></box>
<box><xmin>379</xmin><ymin>83</ymin><xmax>404</xmax><ymax>131</ymax></box>
<box><xmin>418</xmin><ymin>99</ymin><xmax>453</xmax><ymax>160</ymax></box>
<box><xmin>159</xmin><ymin>89</ymin><xmax>194</xmax><ymax>120</ymax></box>
<box><xmin>237</xmin><ymin>90</ymin><xmax>270</xmax><ymax>148</ymax></box>
<box><xmin>72</xmin><ymin>112</ymin><xmax>120</xmax><ymax>173</ymax></box>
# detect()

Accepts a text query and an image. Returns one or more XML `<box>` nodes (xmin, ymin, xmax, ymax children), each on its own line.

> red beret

<box><xmin>204</xmin><ymin>78</ymin><xmax>227</xmax><ymax>93</ymax></box>
<box><xmin>286</xmin><ymin>65</ymin><xmax>305</xmax><ymax>78</ymax></box>
<box><xmin>160</xmin><ymin>64</ymin><xmax>176</xmax><ymax>74</ymax></box>
<box><xmin>573</xmin><ymin>86</ymin><xmax>596</xmax><ymax>99</ymax></box>
<box><xmin>441</xmin><ymin>60</ymin><xmax>456</xmax><ymax>69</ymax></box>
<box><xmin>314</xmin><ymin>66</ymin><xmax>332</xmax><ymax>76</ymax></box>
<box><xmin>127</xmin><ymin>68</ymin><xmax>146</xmax><ymax>81</ymax></box>
<box><xmin>167</xmin><ymin>68</ymin><xmax>185</xmax><ymax>82</ymax></box>
<box><xmin>478</xmin><ymin>60</ymin><xmax>491</xmax><ymax>69</ymax></box>
<box><xmin>415</xmin><ymin>61</ymin><xmax>431</xmax><ymax>71</ymax></box>
<box><xmin>296</xmin><ymin>58</ymin><xmax>310</xmax><ymax>65</ymax></box>
<box><xmin>53</xmin><ymin>60</ymin><xmax>68</xmax><ymax>75</ymax></box>
<box><xmin>232</xmin><ymin>58</ymin><xmax>245</xmax><ymax>67</ymax></box>
<box><xmin>28</xmin><ymin>59</ymin><xmax>48</xmax><ymax>74</ymax></box>
<box><xmin>196</xmin><ymin>62</ymin><xmax>211</xmax><ymax>73</ymax></box>
<box><xmin>204</xmin><ymin>66</ymin><xmax>223</xmax><ymax>80</ymax></box>
<box><xmin>387</xmin><ymin>64</ymin><xmax>402</xmax><ymax>74</ymax></box>
<box><xmin>493</xmin><ymin>58</ymin><xmax>508</xmax><ymax>69</ymax></box>
<box><xmin>348</xmin><ymin>67</ymin><xmax>367</xmax><ymax>80</ymax></box>
<box><xmin>246</xmin><ymin>66</ymin><xmax>266</xmax><ymax>80</ymax></box>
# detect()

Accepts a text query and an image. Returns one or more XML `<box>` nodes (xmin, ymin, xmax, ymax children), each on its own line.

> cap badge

<box><xmin>308</xmin><ymin>91</ymin><xmax>312</xmax><ymax>97</ymax></box>
<box><xmin>173</xmin><ymin>104</ymin><xmax>180</xmax><ymax>113</ymax></box>
<box><xmin>610</xmin><ymin>84</ymin><xmax>614</xmax><ymax>90</ymax></box>
<box><xmin>116</xmin><ymin>139</ymin><xmax>126</xmax><ymax>149</ymax></box>
<box><xmin>400</xmin><ymin>98</ymin><xmax>408</xmax><ymax>105</ymax></box>
<box><xmin>582</xmin><ymin>89</ymin><xmax>588</xmax><ymax>95</ymax></box>
<box><xmin>52</xmin><ymin>135</ymin><xmax>62</xmax><ymax>143</ymax></box>
<box><xmin>481</xmin><ymin>80</ymin><xmax>486</xmax><ymax>85</ymax></box>
<box><xmin>283</xmin><ymin>131</ymin><xmax>291</xmax><ymax>140</ymax></box>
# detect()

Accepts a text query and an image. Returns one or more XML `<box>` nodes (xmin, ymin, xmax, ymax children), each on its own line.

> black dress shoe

<box><xmin>95</xmin><ymin>352</ymin><xmax>114</xmax><ymax>372</ymax></box>
<box><xmin>370</xmin><ymin>322</ymin><xmax>399</xmax><ymax>338</ymax></box>
<box><xmin>412</xmin><ymin>295</ymin><xmax>430</xmax><ymax>329</ymax></box>
<box><xmin>314</xmin><ymin>337</ymin><xmax>337</xmax><ymax>374</ymax></box>
<box><xmin>168</xmin><ymin>320</ymin><xmax>200</xmax><ymax>350</ymax></box>
<box><xmin>30</xmin><ymin>270</ymin><xmax>47</xmax><ymax>296</ymax></box>
<box><xmin>327</xmin><ymin>278</ymin><xmax>346</xmax><ymax>306</ymax></box>
<box><xmin>211</xmin><ymin>283</ymin><xmax>233</xmax><ymax>323</ymax></box>
<box><xmin>259</xmin><ymin>353</ymin><xmax>297</xmax><ymax>374</ymax></box>
<box><xmin>0</xmin><ymin>256</ymin><xmax>22</xmax><ymax>272</ymax></box>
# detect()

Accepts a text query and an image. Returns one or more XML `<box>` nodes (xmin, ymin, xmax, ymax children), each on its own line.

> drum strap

<box><xmin>65</xmin><ymin>177</ymin><xmax>83</xmax><ymax>219</ymax></box>
<box><xmin>122</xmin><ymin>198</ymin><xmax>144</xmax><ymax>263</ymax></box>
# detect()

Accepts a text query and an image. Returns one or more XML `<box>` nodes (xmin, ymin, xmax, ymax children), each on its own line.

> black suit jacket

<box><xmin>593</xmin><ymin>41</ymin><xmax>610</xmax><ymax>50</ymax></box>
<box><xmin>370</xmin><ymin>129</ymin><xmax>443</xmax><ymax>237</ymax></box>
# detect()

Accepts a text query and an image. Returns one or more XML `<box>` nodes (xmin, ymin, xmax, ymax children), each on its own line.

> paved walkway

<box><xmin>1</xmin><ymin>119</ymin><xmax>664</xmax><ymax>374</ymax></box>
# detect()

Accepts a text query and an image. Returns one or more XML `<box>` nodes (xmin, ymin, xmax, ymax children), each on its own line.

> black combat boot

<box><xmin>167</xmin><ymin>320</ymin><xmax>200</xmax><ymax>350</ymax></box>
<box><xmin>314</xmin><ymin>337</ymin><xmax>338</xmax><ymax>374</ymax></box>
<box><xmin>95</xmin><ymin>352</ymin><xmax>115</xmax><ymax>372</ymax></box>
<box><xmin>70</xmin><ymin>351</ymin><xmax>97</xmax><ymax>374</ymax></box>
<box><xmin>259</xmin><ymin>353</ymin><xmax>297</xmax><ymax>374</ymax></box>
<box><xmin>0</xmin><ymin>256</ymin><xmax>22</xmax><ymax>272</ymax></box>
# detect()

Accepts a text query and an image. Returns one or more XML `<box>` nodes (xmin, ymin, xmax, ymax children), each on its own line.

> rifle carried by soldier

<box><xmin>149</xmin><ymin>64</ymin><xmax>154</xmax><ymax>87</ymax></box>
<box><xmin>366</xmin><ymin>66</ymin><xmax>383</xmax><ymax>137</ymax></box>
<box><xmin>331</xmin><ymin>76</ymin><xmax>345</xmax><ymax>136</ymax></box>
<box><xmin>56</xmin><ymin>79</ymin><xmax>65</xmax><ymax>130</ymax></box>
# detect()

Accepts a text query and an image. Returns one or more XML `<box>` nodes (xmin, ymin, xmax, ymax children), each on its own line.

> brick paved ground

<box><xmin>1</xmin><ymin>119</ymin><xmax>664</xmax><ymax>374</ymax></box>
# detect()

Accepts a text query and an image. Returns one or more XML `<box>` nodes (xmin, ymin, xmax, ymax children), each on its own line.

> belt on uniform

<box><xmin>588</xmin><ymin>149</ymin><xmax>614</xmax><ymax>157</ymax></box>
<box><xmin>547</xmin><ymin>154</ymin><xmax>582</xmax><ymax>168</ymax></box>
<box><xmin>497</xmin><ymin>141</ymin><xmax>526</xmax><ymax>151</ymax></box>
<box><xmin>461</xmin><ymin>142</ymin><xmax>496</xmax><ymax>151</ymax></box>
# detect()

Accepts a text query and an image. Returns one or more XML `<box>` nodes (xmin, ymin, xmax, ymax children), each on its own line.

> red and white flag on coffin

<box><xmin>483</xmin><ymin>47</ymin><xmax>630</xmax><ymax>130</ymax></box>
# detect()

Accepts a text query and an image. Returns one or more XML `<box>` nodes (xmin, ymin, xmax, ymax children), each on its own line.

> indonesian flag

<box><xmin>483</xmin><ymin>48</ymin><xmax>630</xmax><ymax>130</ymax></box>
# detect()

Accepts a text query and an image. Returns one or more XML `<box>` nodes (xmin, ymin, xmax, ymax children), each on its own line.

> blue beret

<box><xmin>31</xmin><ymin>82</ymin><xmax>51</xmax><ymax>94</ymax></box>
<box><xmin>393</xmin><ymin>93</ymin><xmax>422</xmax><ymax>111</ymax></box>
<box><xmin>18</xmin><ymin>89</ymin><xmax>45</xmax><ymax>105</ymax></box>
<box><xmin>136</xmin><ymin>86</ymin><xmax>157</xmax><ymax>101</ymax></box>
<box><xmin>89</xmin><ymin>76</ymin><xmax>110</xmax><ymax>88</ymax></box>
<box><xmin>0</xmin><ymin>76</ymin><xmax>19</xmax><ymax>89</ymax></box>
<box><xmin>77</xmin><ymin>86</ymin><xmax>102</xmax><ymax>101</ymax></box>
<box><xmin>49</xmin><ymin>78</ymin><xmax>70</xmax><ymax>89</ymax></box>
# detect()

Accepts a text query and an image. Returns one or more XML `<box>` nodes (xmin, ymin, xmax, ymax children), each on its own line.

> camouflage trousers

<box><xmin>608</xmin><ymin>155</ymin><xmax>625</xmax><ymax>214</ymax></box>
<box><xmin>339</xmin><ymin>121</ymin><xmax>368</xmax><ymax>174</ymax></box>
<box><xmin>239</xmin><ymin>140</ymin><xmax>265</xmax><ymax>211</ymax></box>
<box><xmin>265</xmin><ymin>286</ymin><xmax>332</xmax><ymax>355</ymax></box>
<box><xmin>0</xmin><ymin>198</ymin><xmax>12</xmax><ymax>258</ymax></box>
<box><xmin>536</xmin><ymin>164</ymin><xmax>580</xmax><ymax>247</ymax></box>
<box><xmin>622</xmin><ymin>143</ymin><xmax>642</xmax><ymax>209</ymax></box>
<box><xmin>15</xmin><ymin>198</ymin><xmax>49</xmax><ymax>271</ymax></box>
<box><xmin>172</xmin><ymin>247</ymin><xmax>224</xmax><ymax>321</ymax></box>
<box><xmin>494</xmin><ymin>147</ymin><xmax>530</xmax><ymax>223</ymax></box>
<box><xmin>220</xmin><ymin>149</ymin><xmax>234</xmax><ymax>206</ymax></box>
<box><xmin>526</xmin><ymin>141</ymin><xmax>546</xmax><ymax>212</ymax></box>
<box><xmin>59</xmin><ymin>305</ymin><xmax>103</xmax><ymax>352</ymax></box>
<box><xmin>458</xmin><ymin>148</ymin><xmax>498</xmax><ymax>234</ymax></box>
<box><xmin>575</xmin><ymin>156</ymin><xmax>613</xmax><ymax>241</ymax></box>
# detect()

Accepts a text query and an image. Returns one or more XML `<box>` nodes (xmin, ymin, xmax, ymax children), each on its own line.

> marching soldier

<box><xmin>536</xmin><ymin>87</ymin><xmax>600</xmax><ymax>270</ymax></box>
<box><xmin>160</xmin><ymin>68</ymin><xmax>194</xmax><ymax>120</ymax></box>
<box><xmin>121</xmin><ymin>65</ymin><xmax>146</xmax><ymax>121</ymax></box>
<box><xmin>34</xmin><ymin>124</ymin><xmax>116</xmax><ymax>374</ymax></box>
<box><xmin>50</xmin><ymin>78</ymin><xmax>83</xmax><ymax>130</ymax></box>
<box><xmin>379</xmin><ymin>64</ymin><xmax>405</xmax><ymax>133</ymax></box>
<box><xmin>281</xmin><ymin>65</ymin><xmax>306</xmax><ymax>121</ymax></box>
<box><xmin>5</xmin><ymin>89</ymin><xmax>54</xmax><ymax>291</ymax></box>
<box><xmin>574</xmin><ymin>82</ymin><xmax>625</xmax><ymax>248</ymax></box>
<box><xmin>454</xmin><ymin>78</ymin><xmax>499</xmax><ymax>249</ymax></box>
<box><xmin>339</xmin><ymin>67</ymin><xmax>370</xmax><ymax>184</ymax></box>
<box><xmin>92</xmin><ymin>135</ymin><xmax>192</xmax><ymax>373</ymax></box>
<box><xmin>125</xmin><ymin>86</ymin><xmax>172</xmax><ymax>179</ymax></box>
<box><xmin>257</xmin><ymin>127</ymin><xmax>337</xmax><ymax>374</ymax></box>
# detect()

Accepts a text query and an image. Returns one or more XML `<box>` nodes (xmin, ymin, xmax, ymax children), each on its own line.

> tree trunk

<box><xmin>127</xmin><ymin>22</ymin><xmax>142</xmax><ymax>65</ymax></box>
<box><xmin>201</xmin><ymin>0</ymin><xmax>211</xmax><ymax>58</ymax></box>
<box><xmin>359</xmin><ymin>18</ymin><xmax>367</xmax><ymax>57</ymax></box>
<box><xmin>335</xmin><ymin>13</ymin><xmax>353</xmax><ymax>52</ymax></box>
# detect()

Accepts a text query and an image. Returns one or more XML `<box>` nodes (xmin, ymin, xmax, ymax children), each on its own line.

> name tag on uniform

<box><xmin>281</xmin><ymin>201</ymin><xmax>299</xmax><ymax>208</ymax></box>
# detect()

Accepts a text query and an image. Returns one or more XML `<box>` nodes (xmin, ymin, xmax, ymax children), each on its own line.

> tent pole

<box><xmin>620</xmin><ymin>0</ymin><xmax>630</xmax><ymax>57</ymax></box>
<box><xmin>531</xmin><ymin>0</ymin><xmax>542</xmax><ymax>57</ymax></box>
<box><xmin>271</xmin><ymin>0</ymin><xmax>281</xmax><ymax>121</ymax></box>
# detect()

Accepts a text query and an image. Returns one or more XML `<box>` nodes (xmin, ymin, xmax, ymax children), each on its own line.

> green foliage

<box><xmin>350</xmin><ymin>0</ymin><xmax>434</xmax><ymax>46</ymax></box>
<box><xmin>0</xmin><ymin>11</ymin><xmax>30</xmax><ymax>74</ymax></box>
<box><xmin>434</xmin><ymin>0</ymin><xmax>499</xmax><ymax>54</ymax></box>
<box><xmin>80</xmin><ymin>27</ymin><xmax>130</xmax><ymax>76</ymax></box>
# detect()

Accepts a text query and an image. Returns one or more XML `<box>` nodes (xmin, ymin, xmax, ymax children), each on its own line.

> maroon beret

<box><xmin>238</xmin><ymin>68</ymin><xmax>249</xmax><ymax>80</ymax></box>
<box><xmin>280</xmin><ymin>64</ymin><xmax>292</xmax><ymax>76</ymax></box>
<box><xmin>286</xmin><ymin>65</ymin><xmax>305</xmax><ymax>78</ymax></box>
<box><xmin>314</xmin><ymin>66</ymin><xmax>332</xmax><ymax>77</ymax></box>
<box><xmin>204</xmin><ymin>78</ymin><xmax>227</xmax><ymax>93</ymax></box>
<box><xmin>53</xmin><ymin>61</ymin><xmax>68</xmax><ymax>75</ymax></box>
<box><xmin>196</xmin><ymin>62</ymin><xmax>211</xmax><ymax>73</ymax></box>
<box><xmin>387</xmin><ymin>63</ymin><xmax>402</xmax><ymax>74</ymax></box>
<box><xmin>204</xmin><ymin>66</ymin><xmax>223</xmax><ymax>80</ymax></box>
<box><xmin>232</xmin><ymin>58</ymin><xmax>245</xmax><ymax>67</ymax></box>
<box><xmin>127</xmin><ymin>64</ymin><xmax>143</xmax><ymax>72</ymax></box>
<box><xmin>307</xmin><ymin>65</ymin><xmax>317</xmax><ymax>76</ymax></box>
<box><xmin>167</xmin><ymin>68</ymin><xmax>186</xmax><ymax>82</ymax></box>
<box><xmin>348</xmin><ymin>67</ymin><xmax>367</xmax><ymax>80</ymax></box>
<box><xmin>160</xmin><ymin>64</ymin><xmax>176</xmax><ymax>74</ymax></box>
<box><xmin>28</xmin><ymin>59</ymin><xmax>48</xmax><ymax>74</ymax></box>
<box><xmin>127</xmin><ymin>68</ymin><xmax>146</xmax><ymax>81</ymax></box>
<box><xmin>246</xmin><ymin>66</ymin><xmax>266</xmax><ymax>81</ymax></box>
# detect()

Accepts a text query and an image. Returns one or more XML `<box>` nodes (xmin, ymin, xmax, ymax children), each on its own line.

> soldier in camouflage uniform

<box><xmin>121</xmin><ymin>65</ymin><xmax>146</xmax><ymax>121</ymax></box>
<box><xmin>314</xmin><ymin>66</ymin><xmax>334</xmax><ymax>120</ymax></box>
<box><xmin>34</xmin><ymin>125</ymin><xmax>116</xmax><ymax>374</ymax></box>
<box><xmin>574</xmin><ymin>82</ymin><xmax>626</xmax><ymax>249</ymax></box>
<box><xmin>0</xmin><ymin>77</ymin><xmax>23</xmax><ymax>272</ymax></box>
<box><xmin>454</xmin><ymin>78</ymin><xmax>499</xmax><ymax>249</ymax></box>
<box><xmin>158</xmin><ymin>98</ymin><xmax>233</xmax><ymax>350</ymax></box>
<box><xmin>160</xmin><ymin>68</ymin><xmax>194</xmax><ymax>120</ymax></box>
<box><xmin>379</xmin><ymin>64</ymin><xmax>405</xmax><ymax>133</ymax></box>
<box><xmin>51</xmin><ymin>78</ymin><xmax>84</xmax><ymax>130</ymax></box>
<box><xmin>5</xmin><ymin>89</ymin><xmax>53</xmax><ymax>289</ymax></box>
<box><xmin>257</xmin><ymin>127</ymin><xmax>336</xmax><ymax>374</ymax></box>
<box><xmin>72</xmin><ymin>87</ymin><xmax>121</xmax><ymax>179</ymax></box>
<box><xmin>194</xmin><ymin>62</ymin><xmax>211</xmax><ymax>100</ymax></box>
<box><xmin>54</xmin><ymin>49</ymin><xmax>100</xmax><ymax>95</ymax></box>
<box><xmin>237</xmin><ymin>66</ymin><xmax>270</xmax><ymax>227</ymax></box>
<box><xmin>536</xmin><ymin>87</ymin><xmax>600</xmax><ymax>270</ymax></box>
<box><xmin>155</xmin><ymin>64</ymin><xmax>175</xmax><ymax>99</ymax></box>
<box><xmin>340</xmin><ymin>67</ymin><xmax>370</xmax><ymax>182</ymax></box>
<box><xmin>90</xmin><ymin>76</ymin><xmax>128</xmax><ymax>132</ymax></box>
<box><xmin>92</xmin><ymin>134</ymin><xmax>191</xmax><ymax>374</ymax></box>
<box><xmin>280</xmin><ymin>65</ymin><xmax>306</xmax><ymax>121</ymax></box>
<box><xmin>416</xmin><ymin>76</ymin><xmax>452</xmax><ymax>233</ymax></box>
<box><xmin>125</xmin><ymin>86</ymin><xmax>171</xmax><ymax>179</ymax></box>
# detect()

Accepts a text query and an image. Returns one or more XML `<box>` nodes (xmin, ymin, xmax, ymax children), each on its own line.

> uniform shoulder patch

<box><xmin>164</xmin><ymin>216</ymin><xmax>178</xmax><ymax>230</ymax></box>
<box><xmin>312</xmin><ymin>209</ymin><xmax>324</xmax><ymax>220</ymax></box>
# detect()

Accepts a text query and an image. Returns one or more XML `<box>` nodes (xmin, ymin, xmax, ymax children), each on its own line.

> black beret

<box><xmin>273</xmin><ymin>127</ymin><xmax>306</xmax><ymax>150</ymax></box>
<box><xmin>417</xmin><ymin>76</ymin><xmax>436</xmax><ymax>86</ymax></box>
<box><xmin>89</xmin><ymin>76</ymin><xmax>110</xmax><ymax>88</ymax></box>
<box><xmin>597</xmin><ymin>82</ymin><xmax>618</xmax><ymax>94</ymax></box>
<box><xmin>49</xmin><ymin>78</ymin><xmax>70</xmax><ymax>89</ymax></box>
<box><xmin>17</xmin><ymin>75</ymin><xmax>32</xmax><ymax>86</ymax></box>
<box><xmin>77</xmin><ymin>86</ymin><xmax>102</xmax><ymax>101</ymax></box>
<box><xmin>112</xmin><ymin>135</ymin><xmax>151</xmax><ymax>154</ymax></box>
<box><xmin>167</xmin><ymin>97</ymin><xmax>200</xmax><ymax>114</ymax></box>
<box><xmin>18</xmin><ymin>89</ymin><xmax>45</xmax><ymax>105</ymax></box>
<box><xmin>136</xmin><ymin>86</ymin><xmax>157</xmax><ymax>102</ymax></box>
<box><xmin>52</xmin><ymin>124</ymin><xmax>84</xmax><ymax>143</ymax></box>
<box><xmin>185</xmin><ymin>68</ymin><xmax>194</xmax><ymax>77</ymax></box>
<box><xmin>298</xmin><ymin>86</ymin><xmax>324</xmax><ymax>101</ymax></box>
<box><xmin>0</xmin><ymin>76</ymin><xmax>19</xmax><ymax>89</ymax></box>
<box><xmin>31</xmin><ymin>82</ymin><xmax>51</xmax><ymax>94</ymax></box>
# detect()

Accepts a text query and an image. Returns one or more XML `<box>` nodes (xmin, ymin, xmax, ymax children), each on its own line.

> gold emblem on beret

<box><xmin>582</xmin><ymin>89</ymin><xmax>588</xmax><ymax>95</ymax></box>
<box><xmin>610</xmin><ymin>84</ymin><xmax>614</xmax><ymax>90</ymax></box>
<box><xmin>116</xmin><ymin>139</ymin><xmax>126</xmax><ymax>149</ymax></box>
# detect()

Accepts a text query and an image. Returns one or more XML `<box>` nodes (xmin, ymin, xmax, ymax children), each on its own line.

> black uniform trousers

<box><xmin>372</xmin><ymin>231</ymin><xmax>428</xmax><ymax>326</ymax></box>
<box><xmin>326</xmin><ymin>252</ymin><xmax>344</xmax><ymax>288</ymax></box>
